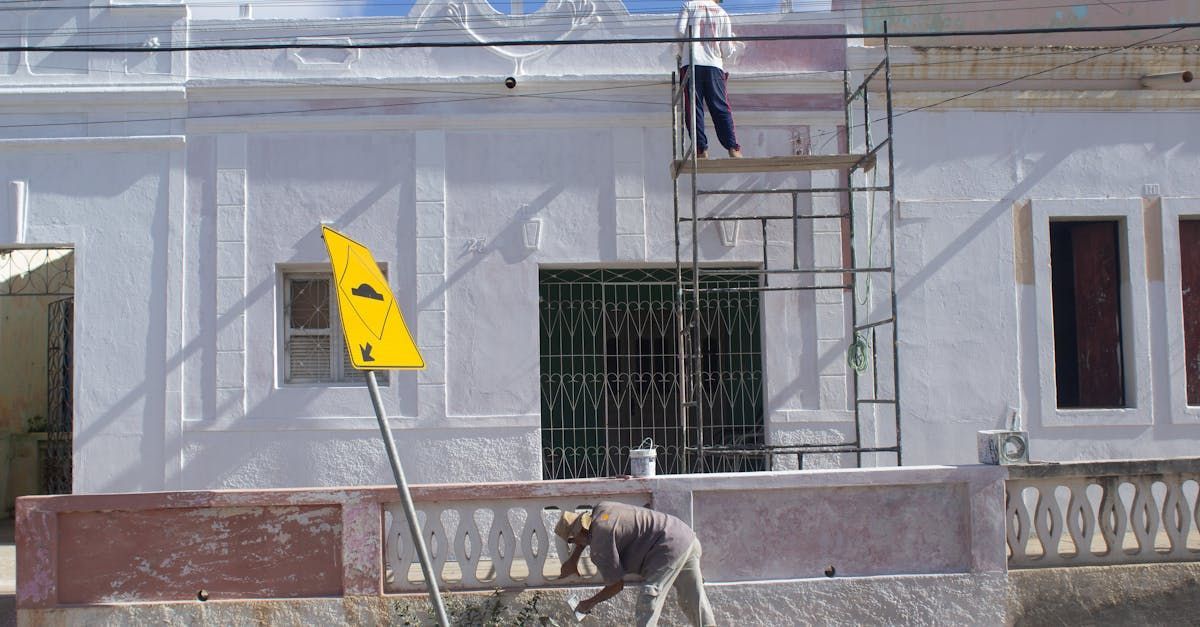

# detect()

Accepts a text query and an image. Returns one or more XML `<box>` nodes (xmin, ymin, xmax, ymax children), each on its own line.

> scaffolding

<box><xmin>671</xmin><ymin>34</ymin><xmax>900</xmax><ymax>471</ymax></box>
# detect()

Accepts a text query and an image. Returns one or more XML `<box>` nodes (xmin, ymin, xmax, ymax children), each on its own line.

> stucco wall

<box><xmin>1</xmin><ymin>3</ymin><xmax>1197</xmax><ymax>493</ymax></box>
<box><xmin>2</xmin><ymin>140</ymin><xmax>183</xmax><ymax>493</ymax></box>
<box><xmin>893</xmin><ymin>110</ymin><xmax>1200</xmax><ymax>464</ymax></box>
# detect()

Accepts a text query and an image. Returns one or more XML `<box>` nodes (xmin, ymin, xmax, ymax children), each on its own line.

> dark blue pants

<box><xmin>681</xmin><ymin>64</ymin><xmax>739</xmax><ymax>153</ymax></box>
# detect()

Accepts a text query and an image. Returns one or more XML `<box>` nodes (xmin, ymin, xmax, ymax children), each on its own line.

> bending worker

<box><xmin>676</xmin><ymin>0</ymin><xmax>743</xmax><ymax>159</ymax></box>
<box><xmin>556</xmin><ymin>501</ymin><xmax>716</xmax><ymax>626</ymax></box>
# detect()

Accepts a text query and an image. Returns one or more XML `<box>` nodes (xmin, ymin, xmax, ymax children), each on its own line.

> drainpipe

<box><xmin>1140</xmin><ymin>70</ymin><xmax>1194</xmax><ymax>89</ymax></box>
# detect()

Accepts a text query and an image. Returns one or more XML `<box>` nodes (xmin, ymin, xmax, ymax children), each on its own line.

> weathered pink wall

<box><xmin>697</xmin><ymin>484</ymin><xmax>969</xmax><ymax>580</ymax></box>
<box><xmin>56</xmin><ymin>505</ymin><xmax>343</xmax><ymax>603</ymax></box>
<box><xmin>16</xmin><ymin>490</ymin><xmax>388</xmax><ymax>609</ymax></box>
<box><xmin>17</xmin><ymin>467</ymin><xmax>1007</xmax><ymax>610</ymax></box>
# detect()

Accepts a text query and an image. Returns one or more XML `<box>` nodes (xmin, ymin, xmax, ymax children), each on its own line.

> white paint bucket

<box><xmin>629</xmin><ymin>439</ymin><xmax>657</xmax><ymax>477</ymax></box>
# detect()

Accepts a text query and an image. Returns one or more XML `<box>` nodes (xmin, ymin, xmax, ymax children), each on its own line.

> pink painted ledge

<box><xmin>16</xmin><ymin>466</ymin><xmax>1008</xmax><ymax>610</ymax></box>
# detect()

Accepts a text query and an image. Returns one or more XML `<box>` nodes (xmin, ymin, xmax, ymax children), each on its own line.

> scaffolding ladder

<box><xmin>671</xmin><ymin>34</ymin><xmax>900</xmax><ymax>472</ymax></box>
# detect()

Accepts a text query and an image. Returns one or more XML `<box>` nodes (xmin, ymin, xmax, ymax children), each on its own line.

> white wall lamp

<box><xmin>8</xmin><ymin>180</ymin><xmax>27</xmax><ymax>244</ymax></box>
<box><xmin>523</xmin><ymin>219</ymin><xmax>542</xmax><ymax>251</ymax></box>
<box><xmin>1140</xmin><ymin>70</ymin><xmax>1194</xmax><ymax>90</ymax></box>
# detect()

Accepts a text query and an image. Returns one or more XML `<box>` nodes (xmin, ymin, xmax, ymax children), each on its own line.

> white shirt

<box><xmin>675</xmin><ymin>0</ymin><xmax>742</xmax><ymax>70</ymax></box>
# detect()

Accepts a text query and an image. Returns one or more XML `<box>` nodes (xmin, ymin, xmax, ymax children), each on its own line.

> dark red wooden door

<box><xmin>1181</xmin><ymin>220</ymin><xmax>1200</xmax><ymax>405</ymax></box>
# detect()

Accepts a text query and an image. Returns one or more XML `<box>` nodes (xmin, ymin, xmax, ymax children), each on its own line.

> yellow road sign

<box><xmin>321</xmin><ymin>226</ymin><xmax>424</xmax><ymax>370</ymax></box>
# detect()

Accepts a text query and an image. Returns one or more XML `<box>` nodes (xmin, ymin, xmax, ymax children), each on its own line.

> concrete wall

<box><xmin>893</xmin><ymin>110</ymin><xmax>1200</xmax><ymax>464</ymax></box>
<box><xmin>15</xmin><ymin>466</ymin><xmax>1008</xmax><ymax>624</ymax></box>
<box><xmin>0</xmin><ymin>2</ymin><xmax>1197</xmax><ymax>493</ymax></box>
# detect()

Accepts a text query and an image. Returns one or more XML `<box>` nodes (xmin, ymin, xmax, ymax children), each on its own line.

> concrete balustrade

<box><xmin>1006</xmin><ymin>457</ymin><xmax>1200</xmax><ymax>568</ymax></box>
<box><xmin>17</xmin><ymin>465</ymin><xmax>1007</xmax><ymax>621</ymax></box>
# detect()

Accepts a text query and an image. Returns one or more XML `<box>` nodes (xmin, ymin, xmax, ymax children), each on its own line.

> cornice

<box><xmin>893</xmin><ymin>89</ymin><xmax>1200</xmax><ymax>112</ymax></box>
<box><xmin>183</xmin><ymin>73</ymin><xmax>848</xmax><ymax>102</ymax></box>
<box><xmin>0</xmin><ymin>85</ymin><xmax>187</xmax><ymax>109</ymax></box>
<box><xmin>0</xmin><ymin>135</ymin><xmax>185</xmax><ymax>153</ymax></box>
<box><xmin>186</xmin><ymin>109</ymin><xmax>843</xmax><ymax>134</ymax></box>
<box><xmin>852</xmin><ymin>44</ymin><xmax>1199</xmax><ymax>82</ymax></box>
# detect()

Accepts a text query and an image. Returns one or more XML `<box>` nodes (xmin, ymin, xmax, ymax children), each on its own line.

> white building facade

<box><xmin>1</xmin><ymin>0</ymin><xmax>1197</xmax><ymax>494</ymax></box>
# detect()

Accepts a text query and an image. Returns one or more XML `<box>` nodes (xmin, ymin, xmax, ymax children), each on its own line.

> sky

<box><xmin>187</xmin><ymin>0</ymin><xmax>833</xmax><ymax>19</ymax></box>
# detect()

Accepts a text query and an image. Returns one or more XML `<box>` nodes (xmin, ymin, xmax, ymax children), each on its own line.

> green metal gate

<box><xmin>539</xmin><ymin>268</ymin><xmax>763</xmax><ymax>479</ymax></box>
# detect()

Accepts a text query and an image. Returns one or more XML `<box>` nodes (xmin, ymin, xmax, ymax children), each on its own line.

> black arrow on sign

<box><xmin>360</xmin><ymin>343</ymin><xmax>375</xmax><ymax>362</ymax></box>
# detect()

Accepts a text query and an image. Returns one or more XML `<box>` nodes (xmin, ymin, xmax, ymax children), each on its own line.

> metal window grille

<box><xmin>539</xmin><ymin>268</ymin><xmax>763</xmax><ymax>480</ymax></box>
<box><xmin>283</xmin><ymin>272</ymin><xmax>386</xmax><ymax>385</ymax></box>
<box><xmin>44</xmin><ymin>296</ymin><xmax>73</xmax><ymax>495</ymax></box>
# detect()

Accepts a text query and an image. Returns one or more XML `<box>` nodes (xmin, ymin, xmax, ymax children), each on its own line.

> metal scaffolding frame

<box><xmin>671</xmin><ymin>32</ymin><xmax>900</xmax><ymax>471</ymax></box>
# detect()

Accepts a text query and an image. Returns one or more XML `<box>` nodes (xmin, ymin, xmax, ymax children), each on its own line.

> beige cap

<box><xmin>554</xmin><ymin>510</ymin><xmax>592</xmax><ymax>541</ymax></box>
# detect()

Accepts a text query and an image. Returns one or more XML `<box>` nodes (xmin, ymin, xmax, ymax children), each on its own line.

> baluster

<box><xmin>489</xmin><ymin>505</ymin><xmax>517</xmax><ymax>587</ymax></box>
<box><xmin>521</xmin><ymin>503</ymin><xmax>550</xmax><ymax>586</ymax></box>
<box><xmin>1194</xmin><ymin>478</ymin><xmax>1200</xmax><ymax>552</ymax></box>
<box><xmin>1097</xmin><ymin>478</ymin><xmax>1127</xmax><ymax>559</ymax></box>
<box><xmin>424</xmin><ymin>505</ymin><xmax>450</xmax><ymax>585</ymax></box>
<box><xmin>386</xmin><ymin>505</ymin><xmax>421</xmax><ymax>591</ymax></box>
<box><xmin>453</xmin><ymin>505</ymin><xmax>482</xmax><ymax>587</ymax></box>
<box><xmin>1162</xmin><ymin>477</ymin><xmax>1192</xmax><ymax>557</ymax></box>
<box><xmin>1128</xmin><ymin>478</ymin><xmax>1161</xmax><ymax>557</ymax></box>
<box><xmin>1033</xmin><ymin>484</ymin><xmax>1065</xmax><ymax>564</ymax></box>
<box><xmin>1064</xmin><ymin>481</ymin><xmax>1097</xmax><ymax>560</ymax></box>
<box><xmin>1006</xmin><ymin>483</ymin><xmax>1032</xmax><ymax>565</ymax></box>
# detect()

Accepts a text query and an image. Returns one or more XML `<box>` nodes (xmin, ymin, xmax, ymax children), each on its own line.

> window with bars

<box><xmin>282</xmin><ymin>272</ymin><xmax>387</xmax><ymax>385</ymax></box>
<box><xmin>539</xmin><ymin>268</ymin><xmax>763</xmax><ymax>480</ymax></box>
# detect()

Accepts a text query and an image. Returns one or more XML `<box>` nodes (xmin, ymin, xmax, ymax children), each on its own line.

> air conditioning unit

<box><xmin>977</xmin><ymin>430</ymin><xmax>1029</xmax><ymax>465</ymax></box>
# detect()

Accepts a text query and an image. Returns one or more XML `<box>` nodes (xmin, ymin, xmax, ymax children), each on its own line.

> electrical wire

<box><xmin>0</xmin><ymin>0</ymin><xmax>1186</xmax><ymax>52</ymax></box>
<box><xmin>1</xmin><ymin>15</ymin><xmax>1198</xmax><ymax>51</ymax></box>
<box><xmin>0</xmin><ymin>25</ymin><xmax>1192</xmax><ymax>133</ymax></box>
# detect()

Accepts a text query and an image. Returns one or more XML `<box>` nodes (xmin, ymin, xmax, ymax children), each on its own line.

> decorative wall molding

<box><xmin>418</xmin><ymin>0</ymin><xmax>601</xmax><ymax>75</ymax></box>
<box><xmin>0</xmin><ymin>135</ymin><xmax>185</xmax><ymax>153</ymax></box>
<box><xmin>186</xmin><ymin>111</ymin><xmax>843</xmax><ymax>134</ymax></box>
<box><xmin>1029</xmin><ymin>198</ymin><xmax>1154</xmax><ymax>427</ymax></box>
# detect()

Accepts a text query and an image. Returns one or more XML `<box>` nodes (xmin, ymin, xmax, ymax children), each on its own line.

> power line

<box><xmin>2</xmin><ymin>19</ymin><xmax>1198</xmax><ymax>52</ymax></box>
<box><xmin>811</xmin><ymin>25</ymin><xmax>1190</xmax><ymax>153</ymax></box>
<box><xmin>2</xmin><ymin>31</ymin><xmax>1192</xmax><ymax>133</ymax></box>
<box><xmin>0</xmin><ymin>0</ymin><xmax>1184</xmax><ymax>43</ymax></box>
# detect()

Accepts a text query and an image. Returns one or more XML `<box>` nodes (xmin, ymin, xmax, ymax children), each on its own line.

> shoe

<box><xmin>696</xmin><ymin>149</ymin><xmax>708</xmax><ymax>159</ymax></box>
<box><xmin>728</xmin><ymin>148</ymin><xmax>743</xmax><ymax>158</ymax></box>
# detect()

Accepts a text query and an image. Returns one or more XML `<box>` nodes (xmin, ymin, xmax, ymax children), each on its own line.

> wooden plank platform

<box><xmin>672</xmin><ymin>153</ymin><xmax>874</xmax><ymax>177</ymax></box>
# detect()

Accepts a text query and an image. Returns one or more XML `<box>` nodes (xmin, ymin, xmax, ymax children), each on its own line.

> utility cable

<box><xmin>0</xmin><ymin>30</ymin><xmax>1193</xmax><ymax>132</ymax></box>
<box><xmin>1</xmin><ymin>19</ymin><xmax>1198</xmax><ymax>52</ymax></box>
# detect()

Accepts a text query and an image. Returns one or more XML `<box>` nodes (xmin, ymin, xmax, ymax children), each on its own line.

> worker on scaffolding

<box><xmin>676</xmin><ymin>0</ymin><xmax>744</xmax><ymax>159</ymax></box>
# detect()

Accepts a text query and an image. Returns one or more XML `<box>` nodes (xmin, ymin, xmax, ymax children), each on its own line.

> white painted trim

<box><xmin>0</xmin><ymin>135</ymin><xmax>185</xmax><ymax>153</ymax></box>
<box><xmin>1030</xmin><ymin>198</ymin><xmax>1153</xmax><ymax>427</ymax></box>
<box><xmin>771</xmin><ymin>409</ymin><xmax>855</xmax><ymax>423</ymax></box>
<box><xmin>1161</xmin><ymin>197</ymin><xmax>1200</xmax><ymax>424</ymax></box>
<box><xmin>0</xmin><ymin>86</ymin><xmax>186</xmax><ymax>107</ymax></box>
<box><xmin>183</xmin><ymin>75</ymin><xmax>844</xmax><ymax>102</ymax></box>
<box><xmin>164</xmin><ymin>143</ymin><xmax>188</xmax><ymax>490</ymax></box>
<box><xmin>893</xmin><ymin>90</ymin><xmax>1200</xmax><ymax>112</ymax></box>
<box><xmin>186</xmin><ymin>111</ymin><xmax>843</xmax><ymax>134</ymax></box>
<box><xmin>182</xmin><ymin>413</ymin><xmax>540</xmax><ymax>431</ymax></box>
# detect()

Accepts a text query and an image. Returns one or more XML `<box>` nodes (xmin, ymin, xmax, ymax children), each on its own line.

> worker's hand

<box><xmin>576</xmin><ymin>597</ymin><xmax>597</xmax><ymax>615</ymax></box>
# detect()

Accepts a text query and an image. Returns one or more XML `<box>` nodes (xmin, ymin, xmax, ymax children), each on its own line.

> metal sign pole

<box><xmin>365</xmin><ymin>370</ymin><xmax>449</xmax><ymax>627</ymax></box>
